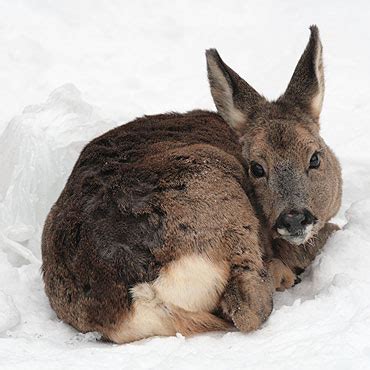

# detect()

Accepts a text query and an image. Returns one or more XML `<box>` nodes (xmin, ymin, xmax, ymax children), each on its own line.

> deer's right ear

<box><xmin>206</xmin><ymin>49</ymin><xmax>265</xmax><ymax>134</ymax></box>
<box><xmin>278</xmin><ymin>26</ymin><xmax>325</xmax><ymax>121</ymax></box>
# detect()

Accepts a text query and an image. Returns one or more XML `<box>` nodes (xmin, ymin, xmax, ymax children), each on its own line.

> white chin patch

<box><xmin>282</xmin><ymin>235</ymin><xmax>308</xmax><ymax>245</ymax></box>
<box><xmin>277</xmin><ymin>224</ymin><xmax>313</xmax><ymax>246</ymax></box>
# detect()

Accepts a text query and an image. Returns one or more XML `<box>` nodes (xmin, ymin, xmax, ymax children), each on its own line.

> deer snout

<box><xmin>275</xmin><ymin>209</ymin><xmax>316</xmax><ymax>245</ymax></box>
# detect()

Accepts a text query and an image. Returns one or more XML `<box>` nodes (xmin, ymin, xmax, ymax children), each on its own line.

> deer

<box><xmin>42</xmin><ymin>26</ymin><xmax>342</xmax><ymax>344</ymax></box>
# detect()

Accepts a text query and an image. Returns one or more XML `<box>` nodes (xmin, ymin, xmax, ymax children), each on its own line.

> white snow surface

<box><xmin>1</xmin><ymin>1</ymin><xmax>370</xmax><ymax>369</ymax></box>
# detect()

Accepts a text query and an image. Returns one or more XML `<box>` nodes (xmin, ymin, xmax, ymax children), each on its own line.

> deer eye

<box><xmin>250</xmin><ymin>162</ymin><xmax>265</xmax><ymax>178</ymax></box>
<box><xmin>309</xmin><ymin>152</ymin><xmax>320</xmax><ymax>169</ymax></box>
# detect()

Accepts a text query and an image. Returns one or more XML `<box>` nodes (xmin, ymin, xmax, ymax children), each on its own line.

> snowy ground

<box><xmin>1</xmin><ymin>1</ymin><xmax>370</xmax><ymax>369</ymax></box>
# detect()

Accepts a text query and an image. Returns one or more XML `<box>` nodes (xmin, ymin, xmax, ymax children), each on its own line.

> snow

<box><xmin>1</xmin><ymin>1</ymin><xmax>370</xmax><ymax>369</ymax></box>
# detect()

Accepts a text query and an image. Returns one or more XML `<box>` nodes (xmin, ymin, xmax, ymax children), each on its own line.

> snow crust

<box><xmin>1</xmin><ymin>1</ymin><xmax>370</xmax><ymax>369</ymax></box>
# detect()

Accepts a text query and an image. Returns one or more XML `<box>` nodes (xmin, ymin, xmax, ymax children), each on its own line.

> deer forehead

<box><xmin>248</xmin><ymin>123</ymin><xmax>319</xmax><ymax>162</ymax></box>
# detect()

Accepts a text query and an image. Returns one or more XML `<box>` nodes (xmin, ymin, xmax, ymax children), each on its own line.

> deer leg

<box><xmin>219</xmin><ymin>266</ymin><xmax>274</xmax><ymax>332</ymax></box>
<box><xmin>267</xmin><ymin>258</ymin><xmax>296</xmax><ymax>291</ymax></box>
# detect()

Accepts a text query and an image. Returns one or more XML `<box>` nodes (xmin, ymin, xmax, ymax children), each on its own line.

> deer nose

<box><xmin>276</xmin><ymin>209</ymin><xmax>315</xmax><ymax>235</ymax></box>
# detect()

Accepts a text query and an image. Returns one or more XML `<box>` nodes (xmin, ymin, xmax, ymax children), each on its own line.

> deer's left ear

<box><xmin>279</xmin><ymin>25</ymin><xmax>324</xmax><ymax>121</ymax></box>
<box><xmin>206</xmin><ymin>48</ymin><xmax>265</xmax><ymax>134</ymax></box>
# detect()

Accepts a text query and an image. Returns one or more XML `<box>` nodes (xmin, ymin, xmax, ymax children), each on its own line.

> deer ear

<box><xmin>279</xmin><ymin>25</ymin><xmax>324</xmax><ymax>120</ymax></box>
<box><xmin>206</xmin><ymin>49</ymin><xmax>265</xmax><ymax>134</ymax></box>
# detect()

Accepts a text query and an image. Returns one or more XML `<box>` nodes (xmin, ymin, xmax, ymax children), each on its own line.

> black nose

<box><xmin>276</xmin><ymin>209</ymin><xmax>315</xmax><ymax>235</ymax></box>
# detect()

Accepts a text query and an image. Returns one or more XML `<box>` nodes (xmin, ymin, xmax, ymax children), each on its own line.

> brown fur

<box><xmin>42</xmin><ymin>26</ymin><xmax>342</xmax><ymax>343</ymax></box>
<box><xmin>268</xmin><ymin>258</ymin><xmax>296</xmax><ymax>291</ymax></box>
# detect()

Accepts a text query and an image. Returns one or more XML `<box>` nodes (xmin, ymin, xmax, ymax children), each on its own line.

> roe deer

<box><xmin>42</xmin><ymin>26</ymin><xmax>342</xmax><ymax>343</ymax></box>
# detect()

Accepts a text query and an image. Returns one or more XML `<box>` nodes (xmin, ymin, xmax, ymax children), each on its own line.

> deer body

<box><xmin>42</xmin><ymin>26</ymin><xmax>342</xmax><ymax>343</ymax></box>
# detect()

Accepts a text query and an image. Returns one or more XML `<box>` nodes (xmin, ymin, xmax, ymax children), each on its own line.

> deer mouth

<box><xmin>276</xmin><ymin>223</ymin><xmax>314</xmax><ymax>246</ymax></box>
<box><xmin>273</xmin><ymin>209</ymin><xmax>317</xmax><ymax>246</ymax></box>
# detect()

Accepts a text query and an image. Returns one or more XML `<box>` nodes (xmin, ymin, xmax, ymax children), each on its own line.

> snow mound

<box><xmin>0</xmin><ymin>291</ymin><xmax>20</xmax><ymax>333</ymax></box>
<box><xmin>0</xmin><ymin>84</ymin><xmax>115</xmax><ymax>266</ymax></box>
